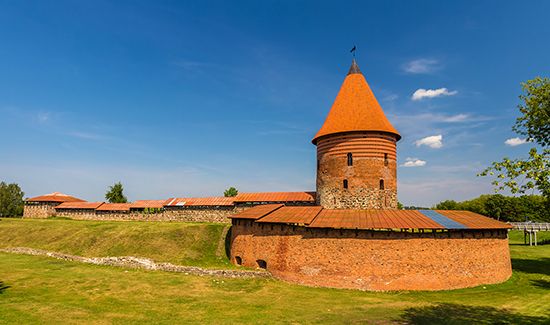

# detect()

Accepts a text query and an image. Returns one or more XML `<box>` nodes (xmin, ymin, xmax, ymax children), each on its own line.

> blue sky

<box><xmin>1</xmin><ymin>1</ymin><xmax>548</xmax><ymax>206</ymax></box>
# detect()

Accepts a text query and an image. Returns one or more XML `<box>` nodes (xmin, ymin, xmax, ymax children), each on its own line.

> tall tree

<box><xmin>479</xmin><ymin>77</ymin><xmax>550</xmax><ymax>199</ymax></box>
<box><xmin>0</xmin><ymin>181</ymin><xmax>25</xmax><ymax>217</ymax></box>
<box><xmin>224</xmin><ymin>187</ymin><xmax>238</xmax><ymax>197</ymax></box>
<box><xmin>105</xmin><ymin>182</ymin><xmax>128</xmax><ymax>203</ymax></box>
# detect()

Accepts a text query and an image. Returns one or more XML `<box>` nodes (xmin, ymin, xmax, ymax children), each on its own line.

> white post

<box><xmin>534</xmin><ymin>231</ymin><xmax>537</xmax><ymax>246</ymax></box>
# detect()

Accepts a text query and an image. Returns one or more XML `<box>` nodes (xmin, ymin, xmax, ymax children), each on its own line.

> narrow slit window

<box><xmin>343</xmin><ymin>179</ymin><xmax>348</xmax><ymax>189</ymax></box>
<box><xmin>347</xmin><ymin>153</ymin><xmax>353</xmax><ymax>166</ymax></box>
<box><xmin>384</xmin><ymin>153</ymin><xmax>388</xmax><ymax>166</ymax></box>
<box><xmin>380</xmin><ymin>179</ymin><xmax>385</xmax><ymax>190</ymax></box>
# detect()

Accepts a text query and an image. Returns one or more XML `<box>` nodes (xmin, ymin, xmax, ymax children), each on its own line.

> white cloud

<box><xmin>440</xmin><ymin>113</ymin><xmax>469</xmax><ymax>122</ymax></box>
<box><xmin>401</xmin><ymin>157</ymin><xmax>427</xmax><ymax>167</ymax></box>
<box><xmin>415</xmin><ymin>135</ymin><xmax>443</xmax><ymax>149</ymax></box>
<box><xmin>504</xmin><ymin>137</ymin><xmax>527</xmax><ymax>146</ymax></box>
<box><xmin>412</xmin><ymin>88</ymin><xmax>458</xmax><ymax>100</ymax></box>
<box><xmin>403</xmin><ymin>59</ymin><xmax>440</xmax><ymax>74</ymax></box>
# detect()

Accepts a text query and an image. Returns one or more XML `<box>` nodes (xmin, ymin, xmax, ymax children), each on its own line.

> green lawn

<box><xmin>0</xmin><ymin>218</ymin><xmax>549</xmax><ymax>324</ymax></box>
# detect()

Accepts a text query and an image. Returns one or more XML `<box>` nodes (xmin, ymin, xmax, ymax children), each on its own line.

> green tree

<box><xmin>433</xmin><ymin>200</ymin><xmax>459</xmax><ymax>210</ymax></box>
<box><xmin>479</xmin><ymin>77</ymin><xmax>550</xmax><ymax>199</ymax></box>
<box><xmin>433</xmin><ymin>194</ymin><xmax>549</xmax><ymax>222</ymax></box>
<box><xmin>0</xmin><ymin>181</ymin><xmax>25</xmax><ymax>217</ymax></box>
<box><xmin>105</xmin><ymin>182</ymin><xmax>128</xmax><ymax>203</ymax></box>
<box><xmin>224</xmin><ymin>187</ymin><xmax>238</xmax><ymax>197</ymax></box>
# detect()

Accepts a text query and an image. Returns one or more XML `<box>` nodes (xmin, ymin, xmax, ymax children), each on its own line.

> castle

<box><xmin>23</xmin><ymin>59</ymin><xmax>513</xmax><ymax>291</ymax></box>
<box><xmin>228</xmin><ymin>59</ymin><xmax>512</xmax><ymax>291</ymax></box>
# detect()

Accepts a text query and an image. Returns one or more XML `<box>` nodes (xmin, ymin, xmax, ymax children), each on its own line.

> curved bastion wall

<box><xmin>230</xmin><ymin>219</ymin><xmax>512</xmax><ymax>291</ymax></box>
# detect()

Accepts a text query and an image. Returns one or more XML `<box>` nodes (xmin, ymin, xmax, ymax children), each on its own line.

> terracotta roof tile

<box><xmin>166</xmin><ymin>197</ymin><xmax>235</xmax><ymax>207</ymax></box>
<box><xmin>437</xmin><ymin>210</ymin><xmax>513</xmax><ymax>229</ymax></box>
<box><xmin>257</xmin><ymin>206</ymin><xmax>322</xmax><ymax>225</ymax></box>
<box><xmin>130</xmin><ymin>199</ymin><xmax>172</xmax><ymax>209</ymax></box>
<box><xmin>27</xmin><ymin>192</ymin><xmax>85</xmax><ymax>203</ymax></box>
<box><xmin>55</xmin><ymin>202</ymin><xmax>104</xmax><ymax>210</ymax></box>
<box><xmin>312</xmin><ymin>60</ymin><xmax>400</xmax><ymax>144</ymax></box>
<box><xmin>233</xmin><ymin>192</ymin><xmax>316</xmax><ymax>203</ymax></box>
<box><xmin>96</xmin><ymin>203</ymin><xmax>132</xmax><ymax>211</ymax></box>
<box><xmin>229</xmin><ymin>204</ymin><xmax>283</xmax><ymax>220</ymax></box>
<box><xmin>308</xmin><ymin>209</ymin><xmax>445</xmax><ymax>230</ymax></box>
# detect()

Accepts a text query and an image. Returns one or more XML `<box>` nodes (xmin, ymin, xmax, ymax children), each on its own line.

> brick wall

<box><xmin>230</xmin><ymin>220</ymin><xmax>512</xmax><ymax>291</ymax></box>
<box><xmin>316</xmin><ymin>132</ymin><xmax>398</xmax><ymax>209</ymax></box>
<box><xmin>23</xmin><ymin>202</ymin><xmax>59</xmax><ymax>218</ymax></box>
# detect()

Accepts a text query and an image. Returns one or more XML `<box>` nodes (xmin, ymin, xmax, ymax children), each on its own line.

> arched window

<box><xmin>380</xmin><ymin>179</ymin><xmax>385</xmax><ymax>190</ymax></box>
<box><xmin>235</xmin><ymin>256</ymin><xmax>242</xmax><ymax>265</ymax></box>
<box><xmin>347</xmin><ymin>153</ymin><xmax>353</xmax><ymax>166</ymax></box>
<box><xmin>343</xmin><ymin>179</ymin><xmax>349</xmax><ymax>189</ymax></box>
<box><xmin>256</xmin><ymin>259</ymin><xmax>267</xmax><ymax>269</ymax></box>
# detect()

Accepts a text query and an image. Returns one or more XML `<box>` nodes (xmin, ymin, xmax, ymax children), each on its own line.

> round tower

<box><xmin>313</xmin><ymin>59</ymin><xmax>401</xmax><ymax>209</ymax></box>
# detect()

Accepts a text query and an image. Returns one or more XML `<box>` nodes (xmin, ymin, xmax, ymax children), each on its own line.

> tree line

<box><xmin>433</xmin><ymin>194</ymin><xmax>549</xmax><ymax>223</ymax></box>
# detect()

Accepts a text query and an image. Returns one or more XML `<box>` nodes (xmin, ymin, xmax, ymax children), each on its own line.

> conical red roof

<box><xmin>312</xmin><ymin>60</ymin><xmax>400</xmax><ymax>144</ymax></box>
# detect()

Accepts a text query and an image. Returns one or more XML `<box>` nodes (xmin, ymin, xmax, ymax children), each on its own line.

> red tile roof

<box><xmin>27</xmin><ymin>192</ymin><xmax>85</xmax><ymax>203</ymax></box>
<box><xmin>130</xmin><ymin>199</ymin><xmax>172</xmax><ymax>209</ymax></box>
<box><xmin>55</xmin><ymin>202</ymin><xmax>104</xmax><ymax>210</ymax></box>
<box><xmin>96</xmin><ymin>203</ymin><xmax>132</xmax><ymax>211</ymax></box>
<box><xmin>312</xmin><ymin>60</ymin><xmax>400</xmax><ymax>144</ymax></box>
<box><xmin>257</xmin><ymin>206</ymin><xmax>322</xmax><ymax>225</ymax></box>
<box><xmin>437</xmin><ymin>210</ymin><xmax>513</xmax><ymax>229</ymax></box>
<box><xmin>228</xmin><ymin>204</ymin><xmax>283</xmax><ymax>220</ymax></box>
<box><xmin>309</xmin><ymin>209</ymin><xmax>444</xmax><ymax>230</ymax></box>
<box><xmin>231</xmin><ymin>206</ymin><xmax>511</xmax><ymax>230</ymax></box>
<box><xmin>166</xmin><ymin>197</ymin><xmax>235</xmax><ymax>207</ymax></box>
<box><xmin>233</xmin><ymin>192</ymin><xmax>316</xmax><ymax>203</ymax></box>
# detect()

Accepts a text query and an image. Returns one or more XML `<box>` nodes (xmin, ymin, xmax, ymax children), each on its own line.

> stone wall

<box><xmin>316</xmin><ymin>132</ymin><xmax>398</xmax><ymax>209</ymax></box>
<box><xmin>23</xmin><ymin>202</ymin><xmax>59</xmax><ymax>219</ymax></box>
<box><xmin>230</xmin><ymin>220</ymin><xmax>512</xmax><ymax>291</ymax></box>
<box><xmin>28</xmin><ymin>206</ymin><xmax>250</xmax><ymax>223</ymax></box>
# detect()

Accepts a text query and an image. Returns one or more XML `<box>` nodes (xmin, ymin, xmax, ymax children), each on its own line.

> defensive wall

<box><xmin>23</xmin><ymin>192</ymin><xmax>316</xmax><ymax>223</ymax></box>
<box><xmin>52</xmin><ymin>206</ymin><xmax>248</xmax><ymax>223</ymax></box>
<box><xmin>229</xmin><ymin>219</ymin><xmax>512</xmax><ymax>291</ymax></box>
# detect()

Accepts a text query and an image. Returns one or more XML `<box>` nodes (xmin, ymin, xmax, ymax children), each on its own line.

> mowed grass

<box><xmin>0</xmin><ymin>218</ymin><xmax>232</xmax><ymax>268</ymax></box>
<box><xmin>0</xmin><ymin>218</ymin><xmax>549</xmax><ymax>324</ymax></box>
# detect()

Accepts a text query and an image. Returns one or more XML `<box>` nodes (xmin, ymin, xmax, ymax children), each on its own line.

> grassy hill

<box><xmin>0</xmin><ymin>218</ymin><xmax>549</xmax><ymax>323</ymax></box>
<box><xmin>0</xmin><ymin>218</ymin><xmax>232</xmax><ymax>268</ymax></box>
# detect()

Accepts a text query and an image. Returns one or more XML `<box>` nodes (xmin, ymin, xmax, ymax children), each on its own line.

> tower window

<box><xmin>347</xmin><ymin>153</ymin><xmax>353</xmax><ymax>166</ymax></box>
<box><xmin>317</xmin><ymin>159</ymin><xmax>320</xmax><ymax>170</ymax></box>
<box><xmin>343</xmin><ymin>179</ymin><xmax>348</xmax><ymax>189</ymax></box>
<box><xmin>384</xmin><ymin>153</ymin><xmax>388</xmax><ymax>166</ymax></box>
<box><xmin>380</xmin><ymin>179</ymin><xmax>385</xmax><ymax>190</ymax></box>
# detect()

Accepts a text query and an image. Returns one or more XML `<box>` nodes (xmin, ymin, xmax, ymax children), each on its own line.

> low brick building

<box><xmin>23</xmin><ymin>192</ymin><xmax>86</xmax><ymax>218</ymax></box>
<box><xmin>229</xmin><ymin>59</ymin><xmax>513</xmax><ymax>291</ymax></box>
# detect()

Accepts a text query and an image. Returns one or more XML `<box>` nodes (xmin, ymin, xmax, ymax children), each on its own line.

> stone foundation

<box><xmin>230</xmin><ymin>220</ymin><xmax>512</xmax><ymax>291</ymax></box>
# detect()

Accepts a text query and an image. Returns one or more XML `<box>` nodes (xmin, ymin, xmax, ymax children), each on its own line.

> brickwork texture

<box><xmin>230</xmin><ymin>220</ymin><xmax>512</xmax><ymax>291</ymax></box>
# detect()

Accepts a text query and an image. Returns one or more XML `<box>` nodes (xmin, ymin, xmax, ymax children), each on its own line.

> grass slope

<box><xmin>0</xmin><ymin>218</ymin><xmax>549</xmax><ymax>324</ymax></box>
<box><xmin>0</xmin><ymin>218</ymin><xmax>232</xmax><ymax>268</ymax></box>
